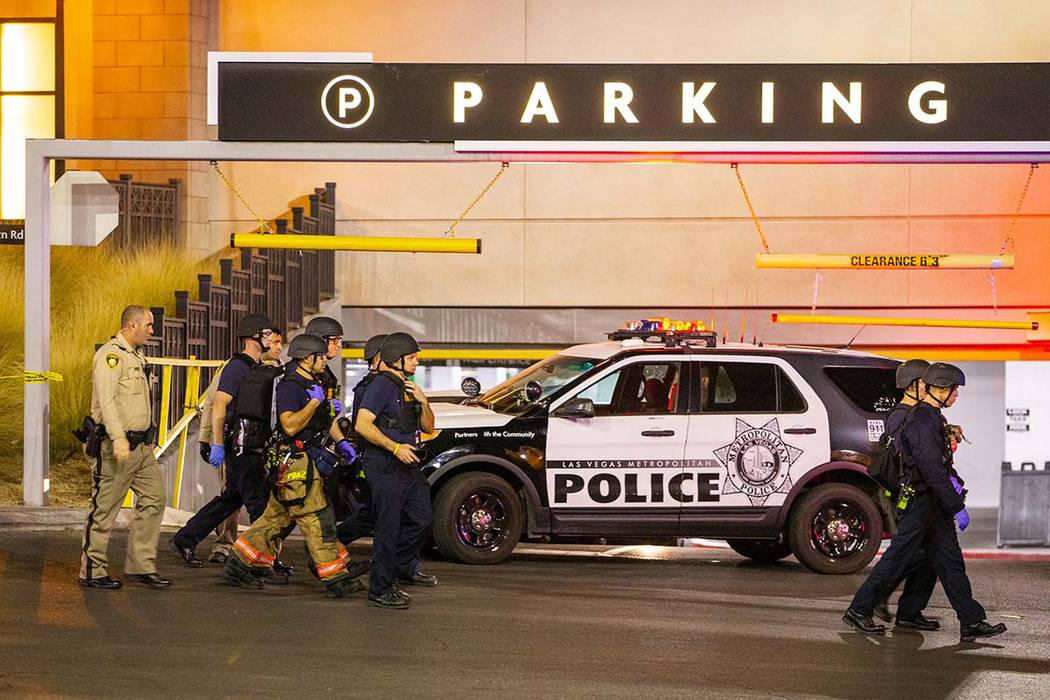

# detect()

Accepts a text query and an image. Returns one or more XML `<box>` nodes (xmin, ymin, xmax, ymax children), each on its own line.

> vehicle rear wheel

<box><xmin>787</xmin><ymin>482</ymin><xmax>882</xmax><ymax>575</ymax></box>
<box><xmin>432</xmin><ymin>472</ymin><xmax>523</xmax><ymax>565</ymax></box>
<box><xmin>726</xmin><ymin>538</ymin><xmax>793</xmax><ymax>564</ymax></box>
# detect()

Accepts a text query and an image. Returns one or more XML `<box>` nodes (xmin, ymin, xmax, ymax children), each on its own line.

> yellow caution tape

<box><xmin>0</xmin><ymin>371</ymin><xmax>64</xmax><ymax>383</ymax></box>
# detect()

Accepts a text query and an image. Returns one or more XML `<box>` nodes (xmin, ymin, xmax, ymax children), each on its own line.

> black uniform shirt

<box><xmin>896</xmin><ymin>402</ymin><xmax>966</xmax><ymax>515</ymax></box>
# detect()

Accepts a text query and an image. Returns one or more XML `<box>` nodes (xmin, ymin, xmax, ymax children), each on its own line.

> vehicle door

<box><xmin>544</xmin><ymin>356</ymin><xmax>688</xmax><ymax>534</ymax></box>
<box><xmin>682</xmin><ymin>356</ymin><xmax>830</xmax><ymax>524</ymax></box>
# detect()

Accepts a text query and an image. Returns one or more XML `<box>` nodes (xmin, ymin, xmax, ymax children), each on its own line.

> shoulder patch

<box><xmin>105</xmin><ymin>353</ymin><xmax>120</xmax><ymax>369</ymax></box>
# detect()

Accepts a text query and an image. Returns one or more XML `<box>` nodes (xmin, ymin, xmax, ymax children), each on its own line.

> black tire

<box><xmin>432</xmin><ymin>472</ymin><xmax>524</xmax><ymax>565</ymax></box>
<box><xmin>726</xmin><ymin>538</ymin><xmax>793</xmax><ymax>564</ymax></box>
<box><xmin>787</xmin><ymin>482</ymin><xmax>882</xmax><ymax>575</ymax></box>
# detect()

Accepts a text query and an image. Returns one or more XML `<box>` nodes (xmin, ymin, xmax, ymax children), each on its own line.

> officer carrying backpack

<box><xmin>867</xmin><ymin>405</ymin><xmax>918</xmax><ymax>497</ymax></box>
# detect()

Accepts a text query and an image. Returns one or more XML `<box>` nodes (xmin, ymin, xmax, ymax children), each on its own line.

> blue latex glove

<box><xmin>337</xmin><ymin>439</ymin><xmax>357</xmax><ymax>463</ymax></box>
<box><xmin>306</xmin><ymin>384</ymin><xmax>325</xmax><ymax>403</ymax></box>
<box><xmin>955</xmin><ymin>507</ymin><xmax>970</xmax><ymax>531</ymax></box>
<box><xmin>949</xmin><ymin>475</ymin><xmax>964</xmax><ymax>495</ymax></box>
<box><xmin>208</xmin><ymin>443</ymin><xmax>225</xmax><ymax>468</ymax></box>
<box><xmin>330</xmin><ymin>398</ymin><xmax>345</xmax><ymax>415</ymax></box>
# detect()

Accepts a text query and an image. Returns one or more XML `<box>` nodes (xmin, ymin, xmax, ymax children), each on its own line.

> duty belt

<box><xmin>124</xmin><ymin>427</ymin><xmax>158</xmax><ymax>450</ymax></box>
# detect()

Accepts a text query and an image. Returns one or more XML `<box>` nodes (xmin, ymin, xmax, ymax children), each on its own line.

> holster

<box><xmin>73</xmin><ymin>416</ymin><xmax>107</xmax><ymax>459</ymax></box>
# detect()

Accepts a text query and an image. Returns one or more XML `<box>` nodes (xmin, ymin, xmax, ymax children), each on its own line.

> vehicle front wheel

<box><xmin>432</xmin><ymin>472</ymin><xmax>523</xmax><ymax>565</ymax></box>
<box><xmin>726</xmin><ymin>538</ymin><xmax>793</xmax><ymax>564</ymax></box>
<box><xmin>787</xmin><ymin>482</ymin><xmax>882</xmax><ymax>575</ymax></box>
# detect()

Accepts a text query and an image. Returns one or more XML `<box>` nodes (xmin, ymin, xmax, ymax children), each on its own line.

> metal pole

<box><xmin>23</xmin><ymin>142</ymin><xmax>51</xmax><ymax>506</ymax></box>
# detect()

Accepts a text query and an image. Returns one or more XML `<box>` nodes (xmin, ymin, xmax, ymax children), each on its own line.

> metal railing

<box><xmin>109</xmin><ymin>174</ymin><xmax>181</xmax><ymax>248</ymax></box>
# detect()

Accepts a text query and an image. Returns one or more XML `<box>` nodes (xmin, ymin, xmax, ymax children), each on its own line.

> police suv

<box><xmin>418</xmin><ymin>324</ymin><xmax>900</xmax><ymax>575</ymax></box>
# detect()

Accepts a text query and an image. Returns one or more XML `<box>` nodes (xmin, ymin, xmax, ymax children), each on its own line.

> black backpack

<box><xmin>867</xmin><ymin>405</ymin><xmax>918</xmax><ymax>495</ymax></box>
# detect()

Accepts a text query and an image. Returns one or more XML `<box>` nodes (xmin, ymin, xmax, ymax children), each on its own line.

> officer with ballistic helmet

<box><xmin>870</xmin><ymin>359</ymin><xmax>939</xmax><ymax>626</ymax></box>
<box><xmin>221</xmin><ymin>334</ymin><xmax>360</xmax><ymax>597</ymax></box>
<box><xmin>170</xmin><ymin>313</ymin><xmax>279</xmax><ymax>567</ymax></box>
<box><xmin>305</xmin><ymin>316</ymin><xmax>346</xmax><ymax>414</ymax></box>
<box><xmin>354</xmin><ymin>332</ymin><xmax>437</xmax><ymax>609</ymax></box>
<box><xmin>844</xmin><ymin>362</ymin><xmax>1007</xmax><ymax>643</ymax></box>
<box><xmin>334</xmin><ymin>333</ymin><xmax>387</xmax><ymax>546</ymax></box>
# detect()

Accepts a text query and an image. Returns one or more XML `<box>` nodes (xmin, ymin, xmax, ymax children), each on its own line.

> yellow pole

<box><xmin>231</xmin><ymin>232</ymin><xmax>481</xmax><ymax>254</ymax></box>
<box><xmin>756</xmin><ymin>253</ymin><xmax>1014</xmax><ymax>270</ymax></box>
<box><xmin>172</xmin><ymin>359</ymin><xmax>199</xmax><ymax>510</ymax></box>
<box><xmin>342</xmin><ymin>347</ymin><xmax>563</xmax><ymax>361</ymax></box>
<box><xmin>158</xmin><ymin>365</ymin><xmax>172</xmax><ymax>446</ymax></box>
<box><xmin>771</xmin><ymin>313</ymin><xmax>1038</xmax><ymax>331</ymax></box>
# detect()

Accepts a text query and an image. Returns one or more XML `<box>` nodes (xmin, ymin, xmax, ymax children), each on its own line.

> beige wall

<box><xmin>212</xmin><ymin>0</ymin><xmax>1050</xmax><ymax>309</ymax></box>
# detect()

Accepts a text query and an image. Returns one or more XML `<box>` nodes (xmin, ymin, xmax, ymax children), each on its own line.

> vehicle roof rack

<box><xmin>607</xmin><ymin>329</ymin><xmax>718</xmax><ymax>348</ymax></box>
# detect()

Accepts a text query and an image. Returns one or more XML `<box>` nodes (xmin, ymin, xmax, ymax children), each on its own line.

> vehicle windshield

<box><xmin>479</xmin><ymin>354</ymin><xmax>599</xmax><ymax>414</ymax></box>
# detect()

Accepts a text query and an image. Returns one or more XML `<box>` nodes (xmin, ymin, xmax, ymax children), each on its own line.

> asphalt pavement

<box><xmin>0</xmin><ymin>525</ymin><xmax>1047</xmax><ymax>699</ymax></box>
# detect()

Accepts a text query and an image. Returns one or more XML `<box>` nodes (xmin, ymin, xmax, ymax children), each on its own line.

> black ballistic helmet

<box><xmin>922</xmin><ymin>362</ymin><xmax>966</xmax><ymax>389</ymax></box>
<box><xmin>288</xmin><ymin>333</ymin><xmax>328</xmax><ymax>360</ymax></box>
<box><xmin>895</xmin><ymin>359</ymin><xmax>930</xmax><ymax>389</ymax></box>
<box><xmin>306</xmin><ymin>316</ymin><xmax>344</xmax><ymax>338</ymax></box>
<box><xmin>363</xmin><ymin>334</ymin><xmax>388</xmax><ymax>361</ymax></box>
<box><xmin>238</xmin><ymin>313</ymin><xmax>273</xmax><ymax>338</ymax></box>
<box><xmin>380</xmin><ymin>332</ymin><xmax>421</xmax><ymax>364</ymax></box>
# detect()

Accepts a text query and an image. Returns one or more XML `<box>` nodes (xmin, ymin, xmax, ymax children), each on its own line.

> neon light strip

<box><xmin>456</xmin><ymin>140</ymin><xmax>1050</xmax><ymax>153</ymax></box>
<box><xmin>342</xmin><ymin>348</ymin><xmax>561</xmax><ymax>361</ymax></box>
<box><xmin>771</xmin><ymin>313</ymin><xmax>1037</xmax><ymax>331</ymax></box>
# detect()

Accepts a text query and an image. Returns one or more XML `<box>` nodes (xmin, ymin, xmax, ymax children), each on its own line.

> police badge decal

<box><xmin>714</xmin><ymin>418</ymin><xmax>802</xmax><ymax>506</ymax></box>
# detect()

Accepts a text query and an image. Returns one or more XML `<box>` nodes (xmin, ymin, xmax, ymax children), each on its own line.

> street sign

<box><xmin>0</xmin><ymin>219</ymin><xmax>25</xmax><ymax>245</ymax></box>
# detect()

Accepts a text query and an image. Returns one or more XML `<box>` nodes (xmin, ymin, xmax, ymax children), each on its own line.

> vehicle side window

<box><xmin>575</xmin><ymin>362</ymin><xmax>680</xmax><ymax>417</ymax></box>
<box><xmin>699</xmin><ymin>362</ymin><xmax>806</xmax><ymax>413</ymax></box>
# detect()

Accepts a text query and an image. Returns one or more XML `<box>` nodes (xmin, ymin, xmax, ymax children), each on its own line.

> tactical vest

<box><xmin>280</xmin><ymin>370</ymin><xmax>336</xmax><ymax>447</ymax></box>
<box><xmin>233</xmin><ymin>362</ymin><xmax>284</xmax><ymax>423</ymax></box>
<box><xmin>369</xmin><ymin>372</ymin><xmax>422</xmax><ymax>435</ymax></box>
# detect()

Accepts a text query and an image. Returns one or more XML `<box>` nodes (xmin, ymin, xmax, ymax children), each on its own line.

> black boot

<box><xmin>842</xmin><ymin>608</ymin><xmax>886</xmax><ymax>635</ymax></box>
<box><xmin>895</xmin><ymin>613</ymin><xmax>940</xmax><ymax>631</ymax></box>
<box><xmin>873</xmin><ymin>599</ymin><xmax>892</xmax><ymax>623</ymax></box>
<box><xmin>221</xmin><ymin>556</ymin><xmax>264</xmax><ymax>590</ymax></box>
<box><xmin>324</xmin><ymin>577</ymin><xmax>363</xmax><ymax>598</ymax></box>
<box><xmin>960</xmin><ymin>620</ymin><xmax>1007</xmax><ymax>643</ymax></box>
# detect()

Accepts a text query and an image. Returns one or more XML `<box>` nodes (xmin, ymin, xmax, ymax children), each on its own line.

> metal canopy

<box><xmin>22</xmin><ymin>138</ymin><xmax>1050</xmax><ymax>505</ymax></box>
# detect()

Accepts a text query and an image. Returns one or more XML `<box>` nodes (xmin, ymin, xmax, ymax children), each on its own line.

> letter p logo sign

<box><xmin>321</xmin><ymin>75</ymin><xmax>375</xmax><ymax>129</ymax></box>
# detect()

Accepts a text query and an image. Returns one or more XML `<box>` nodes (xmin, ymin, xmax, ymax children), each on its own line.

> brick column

<box><xmin>88</xmin><ymin>0</ymin><xmax>214</xmax><ymax>253</ymax></box>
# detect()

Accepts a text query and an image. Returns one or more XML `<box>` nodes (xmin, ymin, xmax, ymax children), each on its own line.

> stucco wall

<box><xmin>211</xmin><ymin>0</ymin><xmax>1050</xmax><ymax>309</ymax></box>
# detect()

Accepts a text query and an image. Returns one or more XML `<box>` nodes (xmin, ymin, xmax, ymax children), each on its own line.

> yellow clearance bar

<box><xmin>756</xmin><ymin>253</ymin><xmax>1014</xmax><ymax>270</ymax></box>
<box><xmin>771</xmin><ymin>313</ymin><xmax>1037</xmax><ymax>331</ymax></box>
<box><xmin>343</xmin><ymin>347</ymin><xmax>561</xmax><ymax>361</ymax></box>
<box><xmin>231</xmin><ymin>232</ymin><xmax>481</xmax><ymax>254</ymax></box>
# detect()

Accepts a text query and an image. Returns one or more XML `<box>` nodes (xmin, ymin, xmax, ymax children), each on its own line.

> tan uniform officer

<box><xmin>79</xmin><ymin>305</ymin><xmax>171</xmax><ymax>590</ymax></box>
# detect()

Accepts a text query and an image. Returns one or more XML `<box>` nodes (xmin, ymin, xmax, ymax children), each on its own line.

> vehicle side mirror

<box><xmin>461</xmin><ymin>376</ymin><xmax>482</xmax><ymax>397</ymax></box>
<box><xmin>552</xmin><ymin>397</ymin><xmax>594</xmax><ymax>420</ymax></box>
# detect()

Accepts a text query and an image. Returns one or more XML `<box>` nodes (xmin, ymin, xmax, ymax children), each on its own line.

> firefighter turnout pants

<box><xmin>80</xmin><ymin>441</ymin><xmax>165</xmax><ymax>580</ymax></box>
<box><xmin>230</xmin><ymin>463</ymin><xmax>349</xmax><ymax>582</ymax></box>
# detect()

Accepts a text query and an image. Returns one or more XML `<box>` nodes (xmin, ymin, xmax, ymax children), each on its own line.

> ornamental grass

<box><xmin>0</xmin><ymin>243</ymin><xmax>217</xmax><ymax>504</ymax></box>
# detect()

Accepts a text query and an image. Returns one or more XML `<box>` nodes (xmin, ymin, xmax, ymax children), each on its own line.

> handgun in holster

<box><xmin>73</xmin><ymin>416</ymin><xmax>106</xmax><ymax>459</ymax></box>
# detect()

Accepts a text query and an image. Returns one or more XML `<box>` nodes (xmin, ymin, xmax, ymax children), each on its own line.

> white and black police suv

<box><xmin>418</xmin><ymin>322</ymin><xmax>901</xmax><ymax>574</ymax></box>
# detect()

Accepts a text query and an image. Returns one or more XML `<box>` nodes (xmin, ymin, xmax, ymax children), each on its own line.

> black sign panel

<box><xmin>217</xmin><ymin>62</ymin><xmax>1050</xmax><ymax>143</ymax></box>
<box><xmin>0</xmin><ymin>219</ymin><xmax>25</xmax><ymax>245</ymax></box>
